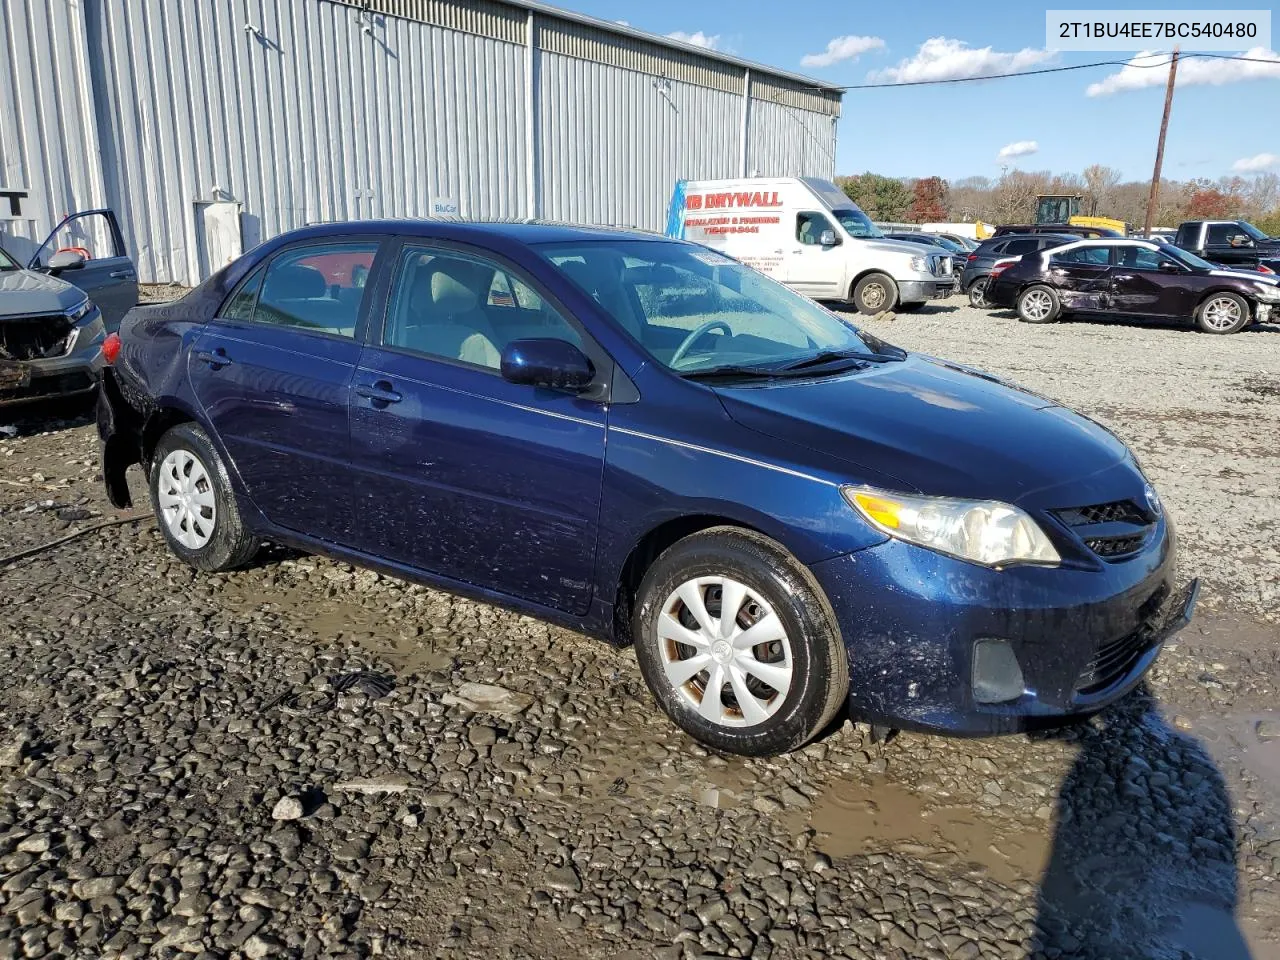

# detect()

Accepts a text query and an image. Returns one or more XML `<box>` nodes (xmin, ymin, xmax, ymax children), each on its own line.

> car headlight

<box><xmin>66</xmin><ymin>298</ymin><xmax>93</xmax><ymax>322</ymax></box>
<box><xmin>1254</xmin><ymin>283</ymin><xmax>1280</xmax><ymax>302</ymax></box>
<box><xmin>909</xmin><ymin>256</ymin><xmax>928</xmax><ymax>273</ymax></box>
<box><xmin>843</xmin><ymin>485</ymin><xmax>1061</xmax><ymax>568</ymax></box>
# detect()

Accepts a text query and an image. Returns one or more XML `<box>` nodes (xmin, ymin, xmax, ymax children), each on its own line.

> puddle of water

<box><xmin>1186</xmin><ymin>710</ymin><xmax>1280</xmax><ymax>798</ymax></box>
<box><xmin>797</xmin><ymin>776</ymin><xmax>1050</xmax><ymax>886</ymax></box>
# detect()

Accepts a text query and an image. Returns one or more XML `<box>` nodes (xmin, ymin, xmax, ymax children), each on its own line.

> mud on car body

<box><xmin>100</xmin><ymin>219</ymin><xmax>1198</xmax><ymax>755</ymax></box>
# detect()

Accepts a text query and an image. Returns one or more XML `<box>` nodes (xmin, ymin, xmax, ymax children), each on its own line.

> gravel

<box><xmin>1</xmin><ymin>297</ymin><xmax>1278</xmax><ymax>959</ymax></box>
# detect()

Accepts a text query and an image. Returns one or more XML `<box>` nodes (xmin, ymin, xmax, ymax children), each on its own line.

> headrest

<box><xmin>430</xmin><ymin>264</ymin><xmax>479</xmax><ymax>314</ymax></box>
<box><xmin>265</xmin><ymin>263</ymin><xmax>325</xmax><ymax>300</ymax></box>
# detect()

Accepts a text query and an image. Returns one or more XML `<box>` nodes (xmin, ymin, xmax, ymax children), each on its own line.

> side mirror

<box><xmin>819</xmin><ymin>229</ymin><xmax>839</xmax><ymax>247</ymax></box>
<box><xmin>48</xmin><ymin>250</ymin><xmax>87</xmax><ymax>273</ymax></box>
<box><xmin>1230</xmin><ymin>234</ymin><xmax>1253</xmax><ymax>247</ymax></box>
<box><xmin>1158</xmin><ymin>260</ymin><xmax>1182</xmax><ymax>273</ymax></box>
<box><xmin>500</xmin><ymin>338</ymin><xmax>595</xmax><ymax>391</ymax></box>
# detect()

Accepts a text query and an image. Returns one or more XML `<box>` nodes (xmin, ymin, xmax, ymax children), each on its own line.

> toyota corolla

<box><xmin>98</xmin><ymin>221</ymin><xmax>1198</xmax><ymax>756</ymax></box>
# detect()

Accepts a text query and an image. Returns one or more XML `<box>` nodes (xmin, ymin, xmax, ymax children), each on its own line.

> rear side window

<box><xmin>1050</xmin><ymin>246</ymin><xmax>1111</xmax><ymax>266</ymax></box>
<box><xmin>253</xmin><ymin>242</ymin><xmax>379</xmax><ymax>338</ymax></box>
<box><xmin>981</xmin><ymin>240</ymin><xmax>1010</xmax><ymax>255</ymax></box>
<box><xmin>1002</xmin><ymin>238</ymin><xmax>1039</xmax><ymax>255</ymax></box>
<box><xmin>221</xmin><ymin>264</ymin><xmax>266</xmax><ymax>320</ymax></box>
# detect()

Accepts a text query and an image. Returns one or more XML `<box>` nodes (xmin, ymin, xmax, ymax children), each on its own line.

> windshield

<box><xmin>539</xmin><ymin>240</ymin><xmax>876</xmax><ymax>374</ymax></box>
<box><xmin>1160</xmin><ymin>243</ymin><xmax>1216</xmax><ymax>271</ymax></box>
<box><xmin>831</xmin><ymin>208</ymin><xmax>883</xmax><ymax>239</ymax></box>
<box><xmin>1239</xmin><ymin>221</ymin><xmax>1269</xmax><ymax>241</ymax></box>
<box><xmin>0</xmin><ymin>245</ymin><xmax>17</xmax><ymax>271</ymax></box>
<box><xmin>923</xmin><ymin>235</ymin><xmax>965</xmax><ymax>254</ymax></box>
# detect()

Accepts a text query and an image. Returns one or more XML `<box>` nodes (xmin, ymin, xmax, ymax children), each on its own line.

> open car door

<box><xmin>29</xmin><ymin>209</ymin><xmax>138</xmax><ymax>330</ymax></box>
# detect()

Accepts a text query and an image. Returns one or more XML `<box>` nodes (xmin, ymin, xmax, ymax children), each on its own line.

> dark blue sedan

<box><xmin>98</xmin><ymin>220</ymin><xmax>1198</xmax><ymax>756</ymax></box>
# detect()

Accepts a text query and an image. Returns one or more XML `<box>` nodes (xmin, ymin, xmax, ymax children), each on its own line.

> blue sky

<box><xmin>569</xmin><ymin>0</ymin><xmax>1280</xmax><ymax>182</ymax></box>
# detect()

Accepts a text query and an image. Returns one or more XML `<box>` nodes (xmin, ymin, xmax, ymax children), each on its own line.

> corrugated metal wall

<box><xmin>0</xmin><ymin>0</ymin><xmax>108</xmax><ymax>260</ymax></box>
<box><xmin>1</xmin><ymin>0</ymin><xmax>840</xmax><ymax>284</ymax></box>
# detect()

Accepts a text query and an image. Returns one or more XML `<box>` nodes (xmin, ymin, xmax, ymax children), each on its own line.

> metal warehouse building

<box><xmin>0</xmin><ymin>0</ymin><xmax>843</xmax><ymax>285</ymax></box>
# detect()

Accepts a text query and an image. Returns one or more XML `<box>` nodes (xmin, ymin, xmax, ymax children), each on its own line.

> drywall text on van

<box><xmin>687</xmin><ymin>191</ymin><xmax>783</xmax><ymax>211</ymax></box>
<box><xmin>684</xmin><ymin>214</ymin><xmax>781</xmax><ymax>235</ymax></box>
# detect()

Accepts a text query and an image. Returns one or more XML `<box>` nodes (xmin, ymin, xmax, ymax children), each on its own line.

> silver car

<box><xmin>1</xmin><ymin>209</ymin><xmax>138</xmax><ymax>410</ymax></box>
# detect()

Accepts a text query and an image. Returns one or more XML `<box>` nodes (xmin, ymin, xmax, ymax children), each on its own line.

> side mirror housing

<box><xmin>500</xmin><ymin>338</ymin><xmax>595</xmax><ymax>391</ymax></box>
<box><xmin>1230</xmin><ymin>234</ymin><xmax>1253</xmax><ymax>247</ymax></box>
<box><xmin>819</xmin><ymin>229</ymin><xmax>840</xmax><ymax>247</ymax></box>
<box><xmin>48</xmin><ymin>250</ymin><xmax>87</xmax><ymax>273</ymax></box>
<box><xmin>1157</xmin><ymin>260</ymin><xmax>1182</xmax><ymax>273</ymax></box>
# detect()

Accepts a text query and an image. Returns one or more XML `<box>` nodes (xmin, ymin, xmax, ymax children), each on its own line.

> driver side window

<box><xmin>797</xmin><ymin>213</ymin><xmax>833</xmax><ymax>246</ymax></box>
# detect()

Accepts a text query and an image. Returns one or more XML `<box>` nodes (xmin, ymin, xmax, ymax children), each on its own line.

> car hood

<box><xmin>713</xmin><ymin>355</ymin><xmax>1129</xmax><ymax>504</ymax></box>
<box><xmin>861</xmin><ymin>238</ymin><xmax>939</xmax><ymax>258</ymax></box>
<box><xmin>0</xmin><ymin>268</ymin><xmax>83</xmax><ymax>316</ymax></box>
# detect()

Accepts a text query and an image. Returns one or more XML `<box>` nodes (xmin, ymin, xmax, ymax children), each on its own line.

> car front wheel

<box><xmin>633</xmin><ymin>528</ymin><xmax>849</xmax><ymax>756</ymax></box>
<box><xmin>1196</xmin><ymin>292</ymin><xmax>1250</xmax><ymax>334</ymax></box>
<box><xmin>852</xmin><ymin>273</ymin><xmax>898</xmax><ymax>315</ymax></box>
<box><xmin>149</xmin><ymin>423</ymin><xmax>259</xmax><ymax>572</ymax></box>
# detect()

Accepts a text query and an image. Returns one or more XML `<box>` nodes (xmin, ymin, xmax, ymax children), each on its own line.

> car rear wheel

<box><xmin>1196</xmin><ymin>292</ymin><xmax>1250</xmax><ymax>334</ymax></box>
<box><xmin>968</xmin><ymin>276</ymin><xmax>990</xmax><ymax>308</ymax></box>
<box><xmin>852</xmin><ymin>273</ymin><xmax>898</xmax><ymax>315</ymax></box>
<box><xmin>1017</xmin><ymin>285</ymin><xmax>1061</xmax><ymax>324</ymax></box>
<box><xmin>632</xmin><ymin>527</ymin><xmax>848</xmax><ymax>756</ymax></box>
<box><xmin>149</xmin><ymin>423</ymin><xmax>259</xmax><ymax>572</ymax></box>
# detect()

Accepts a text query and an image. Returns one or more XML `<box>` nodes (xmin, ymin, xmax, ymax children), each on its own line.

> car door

<box><xmin>785</xmin><ymin>212</ymin><xmax>845</xmax><ymax>299</ymax></box>
<box><xmin>1046</xmin><ymin>244</ymin><xmax>1113</xmax><ymax>312</ymax></box>
<box><xmin>1110</xmin><ymin>246</ymin><xmax>1196</xmax><ymax>317</ymax></box>
<box><xmin>1203</xmin><ymin>223</ymin><xmax>1250</xmax><ymax>267</ymax></box>
<box><xmin>28</xmin><ymin>210</ymin><xmax>138</xmax><ymax>329</ymax></box>
<box><xmin>347</xmin><ymin>241</ymin><xmax>608</xmax><ymax>615</ymax></box>
<box><xmin>187</xmin><ymin>238</ymin><xmax>383</xmax><ymax>544</ymax></box>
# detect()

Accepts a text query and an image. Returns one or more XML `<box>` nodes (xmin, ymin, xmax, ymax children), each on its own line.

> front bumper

<box><xmin>809</xmin><ymin>524</ymin><xmax>1193</xmax><ymax>736</ymax></box>
<box><xmin>899</xmin><ymin>279</ymin><xmax>956</xmax><ymax>304</ymax></box>
<box><xmin>0</xmin><ymin>311</ymin><xmax>106</xmax><ymax>409</ymax></box>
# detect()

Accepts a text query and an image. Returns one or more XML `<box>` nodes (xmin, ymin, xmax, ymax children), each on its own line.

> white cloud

<box><xmin>667</xmin><ymin>30</ymin><xmax>720</xmax><ymax>50</ymax></box>
<box><xmin>800</xmin><ymin>35</ymin><xmax>885</xmax><ymax>69</ymax></box>
<box><xmin>1234</xmin><ymin>153</ymin><xmax>1280</xmax><ymax>172</ymax></box>
<box><xmin>998</xmin><ymin>140</ymin><xmax>1039</xmax><ymax>160</ymax></box>
<box><xmin>1087</xmin><ymin>47</ymin><xmax>1280</xmax><ymax>96</ymax></box>
<box><xmin>868</xmin><ymin>37</ymin><xmax>1054</xmax><ymax>83</ymax></box>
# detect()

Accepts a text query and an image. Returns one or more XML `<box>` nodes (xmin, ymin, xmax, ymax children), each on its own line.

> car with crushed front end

<box><xmin>98</xmin><ymin>220</ymin><xmax>1198</xmax><ymax>756</ymax></box>
<box><xmin>986</xmin><ymin>236</ymin><xmax>1280</xmax><ymax>334</ymax></box>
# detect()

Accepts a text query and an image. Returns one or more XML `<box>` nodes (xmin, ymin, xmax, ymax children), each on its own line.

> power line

<box><xmin>828</xmin><ymin>51</ymin><xmax>1278</xmax><ymax>91</ymax></box>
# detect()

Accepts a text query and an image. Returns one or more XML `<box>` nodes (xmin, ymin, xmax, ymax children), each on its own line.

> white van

<box><xmin>665</xmin><ymin>177</ymin><xmax>955</xmax><ymax>314</ymax></box>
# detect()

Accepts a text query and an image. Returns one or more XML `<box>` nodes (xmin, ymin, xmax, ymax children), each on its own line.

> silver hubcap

<box><xmin>862</xmin><ymin>283</ymin><xmax>887</xmax><ymax>310</ymax></box>
<box><xmin>1202</xmin><ymin>297</ymin><xmax>1241</xmax><ymax>331</ymax></box>
<box><xmin>157</xmin><ymin>449</ymin><xmax>217</xmax><ymax>549</ymax></box>
<box><xmin>657</xmin><ymin>576</ymin><xmax>793</xmax><ymax>728</ymax></box>
<box><xmin>971</xmin><ymin>278</ymin><xmax>988</xmax><ymax>306</ymax></box>
<box><xmin>1022</xmin><ymin>289</ymin><xmax>1053</xmax><ymax>320</ymax></box>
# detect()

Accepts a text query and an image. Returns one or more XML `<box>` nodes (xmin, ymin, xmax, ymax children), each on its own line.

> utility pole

<box><xmin>1143</xmin><ymin>48</ymin><xmax>1179</xmax><ymax>237</ymax></box>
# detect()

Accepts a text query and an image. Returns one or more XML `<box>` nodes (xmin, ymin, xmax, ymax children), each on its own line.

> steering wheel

<box><xmin>670</xmin><ymin>320</ymin><xmax>733</xmax><ymax>368</ymax></box>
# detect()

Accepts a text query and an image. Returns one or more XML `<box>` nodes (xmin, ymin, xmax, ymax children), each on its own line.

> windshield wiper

<box><xmin>776</xmin><ymin>348</ymin><xmax>902</xmax><ymax>371</ymax></box>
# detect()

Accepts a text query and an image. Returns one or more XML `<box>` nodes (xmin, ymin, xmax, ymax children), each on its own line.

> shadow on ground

<box><xmin>1034</xmin><ymin>686</ymin><xmax>1251</xmax><ymax>958</ymax></box>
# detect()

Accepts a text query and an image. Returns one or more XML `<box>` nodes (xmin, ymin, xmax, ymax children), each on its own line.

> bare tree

<box><xmin>1245</xmin><ymin>172</ymin><xmax>1280</xmax><ymax>217</ymax></box>
<box><xmin>1082</xmin><ymin>164</ymin><xmax>1123</xmax><ymax>216</ymax></box>
<box><xmin>991</xmin><ymin>170</ymin><xmax>1048</xmax><ymax>224</ymax></box>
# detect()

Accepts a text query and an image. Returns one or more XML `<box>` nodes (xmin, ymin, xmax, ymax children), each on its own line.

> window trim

<box><xmin>1049</xmin><ymin>245</ymin><xmax>1113</xmax><ymax>267</ymax></box>
<box><xmin>368</xmin><ymin>238</ymin><xmax>616</xmax><ymax>393</ymax></box>
<box><xmin>213</xmin><ymin>236</ymin><xmax>390</xmax><ymax>343</ymax></box>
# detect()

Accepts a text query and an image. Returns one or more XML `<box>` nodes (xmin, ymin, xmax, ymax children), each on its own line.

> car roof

<box><xmin>283</xmin><ymin>218</ymin><xmax>668</xmax><ymax>247</ymax></box>
<box><xmin>980</xmin><ymin>232</ymin><xmax>1074</xmax><ymax>244</ymax></box>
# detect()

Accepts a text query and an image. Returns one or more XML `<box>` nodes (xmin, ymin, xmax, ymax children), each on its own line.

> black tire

<box><xmin>852</xmin><ymin>273</ymin><xmax>898</xmax><ymax>315</ymax></box>
<box><xmin>1195</xmin><ymin>292</ymin><xmax>1250</xmax><ymax>334</ymax></box>
<box><xmin>149</xmin><ymin>422</ymin><xmax>259</xmax><ymax>572</ymax></box>
<box><xmin>1017</xmin><ymin>284</ymin><xmax>1061</xmax><ymax>324</ymax></box>
<box><xmin>968</xmin><ymin>276</ymin><xmax>990</xmax><ymax>308</ymax></box>
<box><xmin>632</xmin><ymin>527</ymin><xmax>849</xmax><ymax>757</ymax></box>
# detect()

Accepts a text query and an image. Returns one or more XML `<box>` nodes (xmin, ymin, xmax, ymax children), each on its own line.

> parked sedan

<box><xmin>986</xmin><ymin>237</ymin><xmax>1280</xmax><ymax>334</ymax></box>
<box><xmin>99</xmin><ymin>220</ymin><xmax>1197</xmax><ymax>755</ymax></box>
<box><xmin>960</xmin><ymin>233</ymin><xmax>1075</xmax><ymax>307</ymax></box>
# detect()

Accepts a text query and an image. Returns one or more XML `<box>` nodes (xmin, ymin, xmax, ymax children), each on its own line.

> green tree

<box><xmin>836</xmin><ymin>173</ymin><xmax>913</xmax><ymax>221</ymax></box>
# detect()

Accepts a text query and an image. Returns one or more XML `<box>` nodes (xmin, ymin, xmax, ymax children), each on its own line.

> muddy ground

<box><xmin>1</xmin><ymin>299</ymin><xmax>1278</xmax><ymax>959</ymax></box>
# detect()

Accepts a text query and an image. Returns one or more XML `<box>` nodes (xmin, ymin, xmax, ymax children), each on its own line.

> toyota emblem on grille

<box><xmin>1144</xmin><ymin>483</ymin><xmax>1162</xmax><ymax>517</ymax></box>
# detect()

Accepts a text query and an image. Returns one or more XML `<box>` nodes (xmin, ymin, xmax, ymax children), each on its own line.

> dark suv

<box><xmin>961</xmin><ymin>233</ymin><xmax>1074</xmax><ymax>307</ymax></box>
<box><xmin>986</xmin><ymin>238</ymin><xmax>1280</xmax><ymax>334</ymax></box>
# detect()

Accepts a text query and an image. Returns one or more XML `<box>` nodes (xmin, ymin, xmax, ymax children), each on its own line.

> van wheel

<box><xmin>632</xmin><ymin>527</ymin><xmax>848</xmax><ymax>757</ymax></box>
<box><xmin>1017</xmin><ymin>285</ymin><xmax>1061</xmax><ymax>324</ymax></box>
<box><xmin>853</xmin><ymin>273</ymin><xmax>898</xmax><ymax>315</ymax></box>
<box><xmin>149</xmin><ymin>423</ymin><xmax>259</xmax><ymax>572</ymax></box>
<box><xmin>1196</xmin><ymin>293</ymin><xmax>1249</xmax><ymax>334</ymax></box>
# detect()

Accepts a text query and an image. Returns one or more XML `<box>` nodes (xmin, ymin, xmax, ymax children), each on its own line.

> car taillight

<box><xmin>990</xmin><ymin>261</ymin><xmax>1013</xmax><ymax>276</ymax></box>
<box><xmin>1259</xmin><ymin>264</ymin><xmax>1275</xmax><ymax>274</ymax></box>
<box><xmin>102</xmin><ymin>332</ymin><xmax>121</xmax><ymax>365</ymax></box>
<box><xmin>966</xmin><ymin>254</ymin><xmax>978</xmax><ymax>261</ymax></box>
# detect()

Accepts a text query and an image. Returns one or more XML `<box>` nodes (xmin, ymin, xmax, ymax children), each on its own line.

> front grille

<box><xmin>1053</xmin><ymin>498</ymin><xmax>1154</xmax><ymax>561</ymax></box>
<box><xmin>1075</xmin><ymin>585</ymin><xmax>1169</xmax><ymax>694</ymax></box>
<box><xmin>929</xmin><ymin>254</ymin><xmax>953</xmax><ymax>277</ymax></box>
<box><xmin>0</xmin><ymin>314</ymin><xmax>74</xmax><ymax>361</ymax></box>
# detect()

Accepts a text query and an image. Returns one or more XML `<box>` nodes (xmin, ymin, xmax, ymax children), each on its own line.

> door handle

<box><xmin>195</xmin><ymin>348</ymin><xmax>232</xmax><ymax>368</ymax></box>
<box><xmin>1113</xmin><ymin>274</ymin><xmax>1134</xmax><ymax>281</ymax></box>
<box><xmin>109</xmin><ymin>270</ymin><xmax>136</xmax><ymax>279</ymax></box>
<box><xmin>355</xmin><ymin>381</ymin><xmax>403</xmax><ymax>406</ymax></box>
